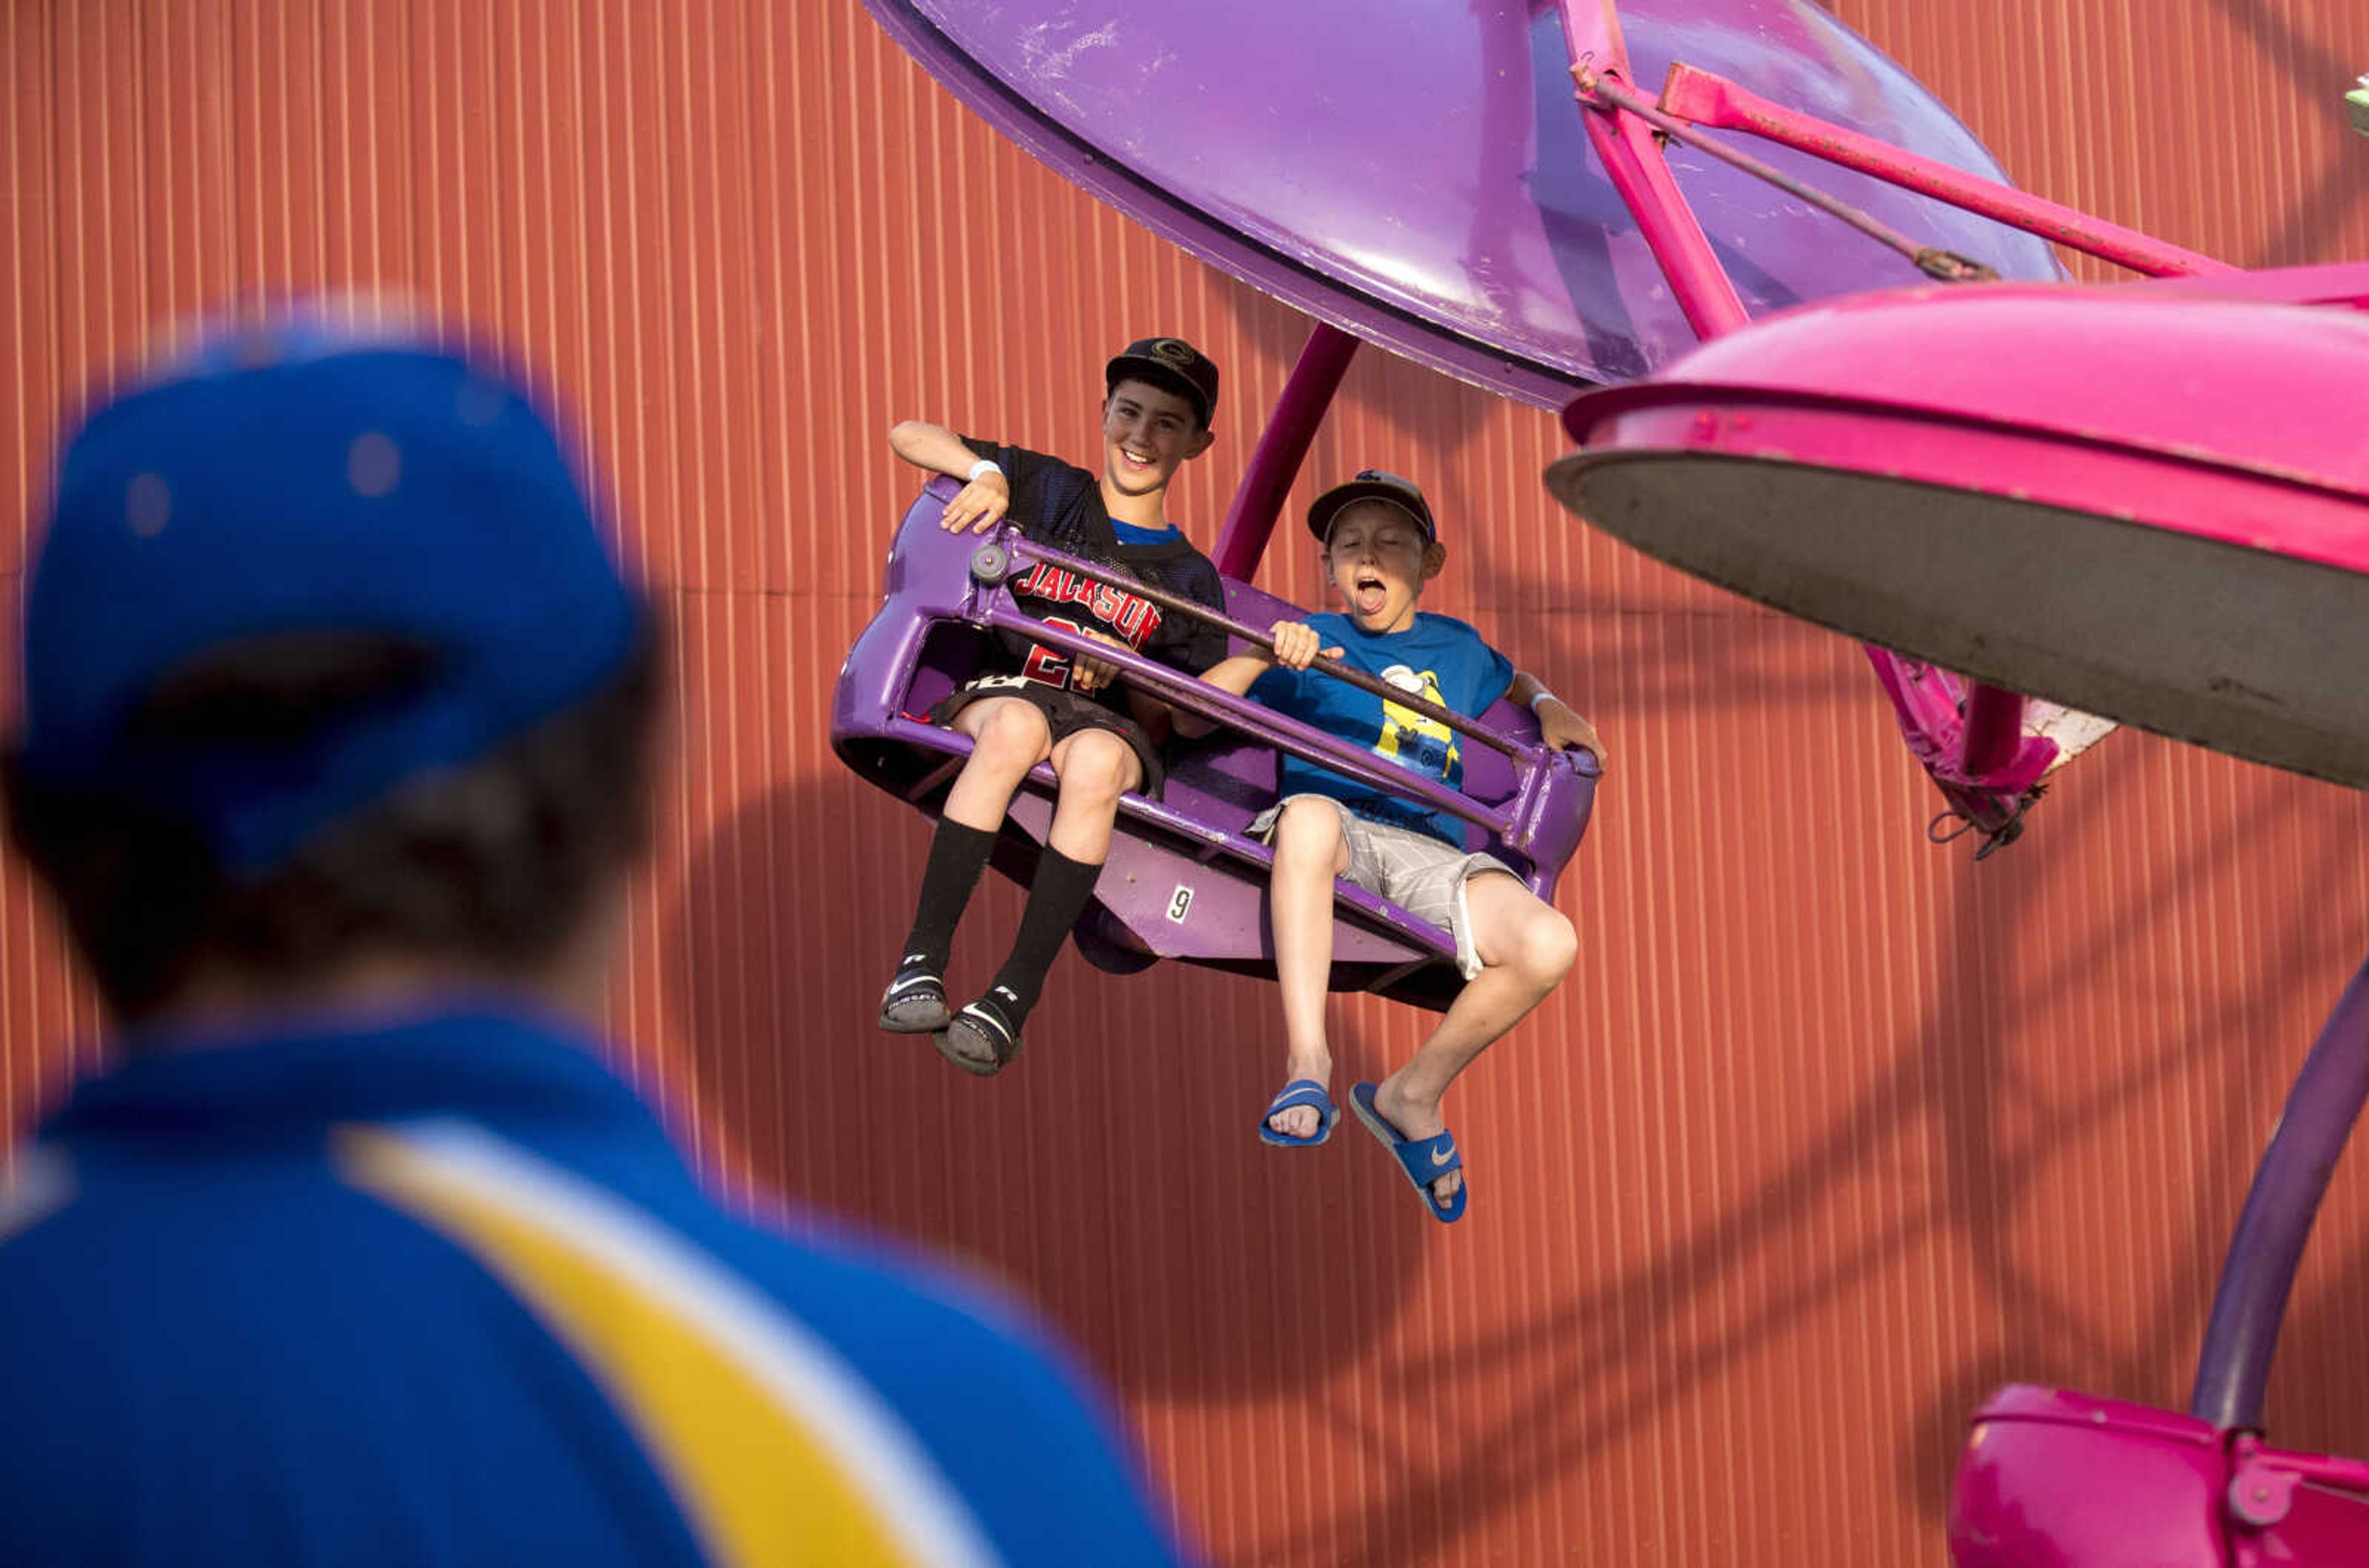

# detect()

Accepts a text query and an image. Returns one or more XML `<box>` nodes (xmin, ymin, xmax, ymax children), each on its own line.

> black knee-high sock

<box><xmin>985</xmin><ymin>846</ymin><xmax>1102</xmax><ymax>1024</ymax></box>
<box><xmin>898</xmin><ymin>819</ymin><xmax>998</xmax><ymax>975</ymax></box>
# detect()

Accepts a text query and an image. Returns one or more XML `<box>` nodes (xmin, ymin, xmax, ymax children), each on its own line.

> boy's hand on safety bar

<box><xmin>1267</xmin><ymin>621</ymin><xmax>1342</xmax><ymax>671</ymax></box>
<box><xmin>941</xmin><ymin>470</ymin><xmax>1011</xmax><ymax>534</ymax></box>
<box><xmin>1535</xmin><ymin>698</ymin><xmax>1608</xmax><ymax>769</ymax></box>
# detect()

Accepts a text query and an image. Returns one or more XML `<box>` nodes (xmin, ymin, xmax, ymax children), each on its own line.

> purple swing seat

<box><xmin>830</xmin><ymin>477</ymin><xmax>1599</xmax><ymax>1012</ymax></box>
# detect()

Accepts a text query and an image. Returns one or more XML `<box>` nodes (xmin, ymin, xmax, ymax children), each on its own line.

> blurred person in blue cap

<box><xmin>0</xmin><ymin>310</ymin><xmax>1193</xmax><ymax>1568</ymax></box>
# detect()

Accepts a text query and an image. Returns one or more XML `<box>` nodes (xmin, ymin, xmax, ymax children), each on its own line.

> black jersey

<box><xmin>961</xmin><ymin>439</ymin><xmax>1226</xmax><ymax>708</ymax></box>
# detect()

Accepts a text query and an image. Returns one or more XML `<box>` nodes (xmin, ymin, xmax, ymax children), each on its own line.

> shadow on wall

<box><xmin>666</xmin><ymin>774</ymin><xmax>1428</xmax><ymax>1400</ymax></box>
<box><xmin>2210</xmin><ymin>0</ymin><xmax>2369</xmax><ymax>270</ymax></box>
<box><xmin>666</xmin><ymin>743</ymin><xmax>2369</xmax><ymax>1567</ymax></box>
<box><xmin>1893</xmin><ymin>781</ymin><xmax>2360</xmax><ymax>1514</ymax></box>
<box><xmin>2267</xmin><ymin>1221</ymin><xmax>2369</xmax><ymax>1462</ymax></box>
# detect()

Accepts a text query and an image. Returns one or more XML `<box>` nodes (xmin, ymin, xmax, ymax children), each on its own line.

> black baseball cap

<box><xmin>1306</xmin><ymin>469</ymin><xmax>1439</xmax><ymax>545</ymax></box>
<box><xmin>1105</xmin><ymin>337</ymin><xmax>1219</xmax><ymax>428</ymax></box>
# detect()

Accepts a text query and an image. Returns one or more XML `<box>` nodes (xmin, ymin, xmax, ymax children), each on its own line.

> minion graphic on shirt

<box><xmin>1245</xmin><ymin>609</ymin><xmax>1513</xmax><ymax>846</ymax></box>
<box><xmin>1374</xmin><ymin>664</ymin><xmax>1458</xmax><ymax>780</ymax></box>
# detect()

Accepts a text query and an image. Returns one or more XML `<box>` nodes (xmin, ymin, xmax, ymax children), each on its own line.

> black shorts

<box><xmin>927</xmin><ymin>674</ymin><xmax>1166</xmax><ymax>798</ymax></box>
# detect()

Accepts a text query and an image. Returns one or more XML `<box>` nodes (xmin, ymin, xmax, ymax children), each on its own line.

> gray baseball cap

<box><xmin>1306</xmin><ymin>469</ymin><xmax>1437</xmax><ymax>544</ymax></box>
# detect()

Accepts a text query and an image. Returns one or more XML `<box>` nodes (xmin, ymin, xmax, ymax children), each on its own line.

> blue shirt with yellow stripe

<box><xmin>0</xmin><ymin>1007</ymin><xmax>1189</xmax><ymax>1567</ymax></box>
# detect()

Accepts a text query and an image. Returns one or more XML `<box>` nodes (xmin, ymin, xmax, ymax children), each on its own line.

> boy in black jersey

<box><xmin>879</xmin><ymin>338</ymin><xmax>1227</xmax><ymax>1075</ymax></box>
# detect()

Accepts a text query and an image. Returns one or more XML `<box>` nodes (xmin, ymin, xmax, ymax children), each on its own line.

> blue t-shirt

<box><xmin>1247</xmin><ymin>611</ymin><xmax>1513</xmax><ymax>846</ymax></box>
<box><xmin>0</xmin><ymin>1007</ymin><xmax>1190</xmax><ymax>1568</ymax></box>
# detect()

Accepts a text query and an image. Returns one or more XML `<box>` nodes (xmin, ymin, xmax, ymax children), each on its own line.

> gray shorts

<box><xmin>1250</xmin><ymin>793</ymin><xmax>1519</xmax><ymax>980</ymax></box>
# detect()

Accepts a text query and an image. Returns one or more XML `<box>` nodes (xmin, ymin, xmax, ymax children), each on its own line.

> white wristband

<box><xmin>1528</xmin><ymin>689</ymin><xmax>1560</xmax><ymax>714</ymax></box>
<box><xmin>965</xmin><ymin>458</ymin><xmax>1003</xmax><ymax>483</ymax></box>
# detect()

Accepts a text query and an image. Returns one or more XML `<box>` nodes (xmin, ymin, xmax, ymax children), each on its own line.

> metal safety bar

<box><xmin>996</xmin><ymin>534</ymin><xmax>1529</xmax><ymax>761</ymax></box>
<box><xmin>964</xmin><ymin>534</ymin><xmax>1562</xmax><ymax>844</ymax></box>
<box><xmin>972</xmin><ymin>605</ymin><xmax>1521</xmax><ymax>841</ymax></box>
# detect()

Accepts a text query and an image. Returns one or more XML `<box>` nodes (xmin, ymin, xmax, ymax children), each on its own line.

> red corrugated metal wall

<box><xmin>6</xmin><ymin>4</ymin><xmax>2369</xmax><ymax>1563</ymax></box>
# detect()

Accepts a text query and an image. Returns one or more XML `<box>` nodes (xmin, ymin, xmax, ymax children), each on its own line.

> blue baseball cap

<box><xmin>12</xmin><ymin>317</ymin><xmax>643</xmax><ymax>875</ymax></box>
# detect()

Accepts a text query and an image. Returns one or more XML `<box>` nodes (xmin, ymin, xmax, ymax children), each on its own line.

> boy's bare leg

<box><xmin>1043</xmin><ymin>727</ymin><xmax>1140</xmax><ymax>862</ymax></box>
<box><xmin>944</xmin><ymin>698</ymin><xmax>1055</xmax><ymax>827</ymax></box>
<box><xmin>1370</xmin><ymin>872</ymin><xmax>1577</xmax><ymax>1205</ymax></box>
<box><xmin>1267</xmin><ymin>799</ymin><xmax>1350</xmax><ymax>1140</ymax></box>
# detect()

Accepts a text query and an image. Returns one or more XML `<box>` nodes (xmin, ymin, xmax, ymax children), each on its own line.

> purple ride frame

<box><xmin>984</xmin><ymin>545</ymin><xmax>1551</xmax><ymax>851</ymax></box>
<box><xmin>831</xmin><ymin>475</ymin><xmax>1598</xmax><ymax>1009</ymax></box>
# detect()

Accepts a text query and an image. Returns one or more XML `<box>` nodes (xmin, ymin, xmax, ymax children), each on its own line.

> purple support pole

<box><xmin>2190</xmin><ymin>954</ymin><xmax>2369</xmax><ymax>1429</ymax></box>
<box><xmin>1213</xmin><ymin>323</ymin><xmax>1361</xmax><ymax>582</ymax></box>
<box><xmin>1658</xmin><ymin>63</ymin><xmax>2239</xmax><ymax>279</ymax></box>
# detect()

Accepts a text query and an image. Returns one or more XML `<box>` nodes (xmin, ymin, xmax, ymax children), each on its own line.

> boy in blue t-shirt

<box><xmin>1199</xmin><ymin>471</ymin><xmax>1604</xmax><ymax>1223</ymax></box>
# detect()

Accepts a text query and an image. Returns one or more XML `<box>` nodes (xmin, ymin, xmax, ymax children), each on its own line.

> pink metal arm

<box><xmin>1656</xmin><ymin>62</ymin><xmax>2239</xmax><ymax>279</ymax></box>
<box><xmin>1579</xmin><ymin>101</ymin><xmax>1753</xmax><ymax>339</ymax></box>
<box><xmin>1960</xmin><ymin>682</ymin><xmax>2033</xmax><ymax>779</ymax></box>
<box><xmin>1556</xmin><ymin>1</ymin><xmax>1750</xmax><ymax>340</ymax></box>
<box><xmin>1863</xmin><ymin>651</ymin><xmax>2056</xmax><ymax>796</ymax></box>
<box><xmin>1558</xmin><ymin>4</ymin><xmax>2036</xmax><ymax>828</ymax></box>
<box><xmin>1552</xmin><ymin>0</ymin><xmax>1628</xmax><ymax>77</ymax></box>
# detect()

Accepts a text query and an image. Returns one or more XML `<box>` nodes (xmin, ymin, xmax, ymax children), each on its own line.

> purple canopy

<box><xmin>864</xmin><ymin>0</ymin><xmax>2064</xmax><ymax>403</ymax></box>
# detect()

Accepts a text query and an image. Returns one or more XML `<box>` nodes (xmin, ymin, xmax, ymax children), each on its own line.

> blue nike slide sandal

<box><xmin>1257</xmin><ymin>1079</ymin><xmax>1339</xmax><ymax>1148</ymax></box>
<box><xmin>1350</xmin><ymin>1081</ymin><xmax>1468</xmax><ymax>1223</ymax></box>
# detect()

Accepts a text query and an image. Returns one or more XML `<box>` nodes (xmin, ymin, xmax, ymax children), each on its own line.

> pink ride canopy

<box><xmin>1549</xmin><ymin>268</ymin><xmax>2369</xmax><ymax>790</ymax></box>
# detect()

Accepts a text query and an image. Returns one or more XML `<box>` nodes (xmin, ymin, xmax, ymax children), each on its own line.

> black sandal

<box><xmin>878</xmin><ymin>963</ymin><xmax>951</xmax><ymax>1034</ymax></box>
<box><xmin>934</xmin><ymin>994</ymin><xmax>1022</xmax><ymax>1077</ymax></box>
